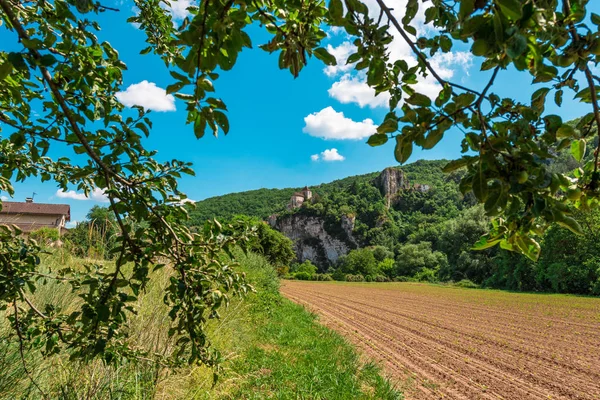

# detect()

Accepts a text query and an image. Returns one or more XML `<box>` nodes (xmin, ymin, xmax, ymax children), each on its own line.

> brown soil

<box><xmin>281</xmin><ymin>281</ymin><xmax>600</xmax><ymax>400</ymax></box>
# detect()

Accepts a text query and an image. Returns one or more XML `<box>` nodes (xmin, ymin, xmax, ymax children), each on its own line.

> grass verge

<box><xmin>0</xmin><ymin>251</ymin><xmax>401</xmax><ymax>399</ymax></box>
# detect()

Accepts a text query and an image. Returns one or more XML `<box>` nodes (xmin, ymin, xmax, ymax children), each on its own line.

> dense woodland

<box><xmin>188</xmin><ymin>149</ymin><xmax>600</xmax><ymax>296</ymax></box>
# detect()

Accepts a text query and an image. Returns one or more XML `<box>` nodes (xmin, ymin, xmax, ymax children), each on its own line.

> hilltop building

<box><xmin>288</xmin><ymin>186</ymin><xmax>312</xmax><ymax>210</ymax></box>
<box><xmin>0</xmin><ymin>198</ymin><xmax>71</xmax><ymax>235</ymax></box>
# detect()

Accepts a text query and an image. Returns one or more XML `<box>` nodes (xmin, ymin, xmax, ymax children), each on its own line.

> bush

<box><xmin>454</xmin><ymin>279</ymin><xmax>480</xmax><ymax>289</ymax></box>
<box><xmin>331</xmin><ymin>269</ymin><xmax>346</xmax><ymax>281</ymax></box>
<box><xmin>294</xmin><ymin>272</ymin><xmax>311</xmax><ymax>281</ymax></box>
<box><xmin>315</xmin><ymin>273</ymin><xmax>333</xmax><ymax>281</ymax></box>
<box><xmin>296</xmin><ymin>260</ymin><xmax>318</xmax><ymax>275</ymax></box>
<box><xmin>345</xmin><ymin>274</ymin><xmax>365</xmax><ymax>282</ymax></box>
<box><xmin>374</xmin><ymin>275</ymin><xmax>389</xmax><ymax>282</ymax></box>
<box><xmin>365</xmin><ymin>275</ymin><xmax>373</xmax><ymax>282</ymax></box>
<box><xmin>393</xmin><ymin>276</ymin><xmax>416</xmax><ymax>282</ymax></box>
<box><xmin>414</xmin><ymin>268</ymin><xmax>438</xmax><ymax>283</ymax></box>
<box><xmin>29</xmin><ymin>227</ymin><xmax>60</xmax><ymax>246</ymax></box>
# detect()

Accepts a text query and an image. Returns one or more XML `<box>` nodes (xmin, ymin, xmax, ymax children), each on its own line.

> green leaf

<box><xmin>329</xmin><ymin>0</ymin><xmax>343</xmax><ymax>22</ymax></box>
<box><xmin>394</xmin><ymin>136</ymin><xmax>413</xmax><ymax>164</ymax></box>
<box><xmin>472</xmin><ymin>236</ymin><xmax>503</xmax><ymax>251</ymax></box>
<box><xmin>531</xmin><ymin>87</ymin><xmax>549</xmax><ymax>111</ymax></box>
<box><xmin>406</xmin><ymin>93</ymin><xmax>431</xmax><ymax>107</ymax></box>
<box><xmin>313</xmin><ymin>48</ymin><xmax>336</xmax><ymax>66</ymax></box>
<box><xmin>0</xmin><ymin>61</ymin><xmax>12</xmax><ymax>80</ymax></box>
<box><xmin>496</xmin><ymin>0</ymin><xmax>523</xmax><ymax>20</ymax></box>
<box><xmin>556</xmin><ymin>215</ymin><xmax>584</xmax><ymax>235</ymax></box>
<box><xmin>442</xmin><ymin>156</ymin><xmax>476</xmax><ymax>173</ymax></box>
<box><xmin>506</xmin><ymin>34</ymin><xmax>527</xmax><ymax>59</ymax></box>
<box><xmin>574</xmin><ymin>87</ymin><xmax>600</xmax><ymax>103</ymax></box>
<box><xmin>570</xmin><ymin>139</ymin><xmax>586</xmax><ymax>162</ymax></box>
<box><xmin>459</xmin><ymin>0</ymin><xmax>475</xmax><ymax>19</ymax></box>
<box><xmin>367</xmin><ymin>134</ymin><xmax>388</xmax><ymax>147</ymax></box>
<box><xmin>515</xmin><ymin>235</ymin><xmax>541</xmax><ymax>261</ymax></box>
<box><xmin>40</xmin><ymin>54</ymin><xmax>57</xmax><ymax>67</ymax></box>
<box><xmin>423</xmin><ymin>130</ymin><xmax>443</xmax><ymax>149</ymax></box>
<box><xmin>592</xmin><ymin>13</ymin><xmax>600</xmax><ymax>26</ymax></box>
<box><xmin>556</xmin><ymin>124</ymin><xmax>576</xmax><ymax>139</ymax></box>
<box><xmin>472</xmin><ymin>167</ymin><xmax>488</xmax><ymax>202</ymax></box>
<box><xmin>377</xmin><ymin>118</ymin><xmax>398</xmax><ymax>134</ymax></box>
<box><xmin>166</xmin><ymin>82</ymin><xmax>185</xmax><ymax>94</ymax></box>
<box><xmin>213</xmin><ymin>110</ymin><xmax>229</xmax><ymax>135</ymax></box>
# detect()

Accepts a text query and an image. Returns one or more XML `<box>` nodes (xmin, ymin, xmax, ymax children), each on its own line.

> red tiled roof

<box><xmin>0</xmin><ymin>201</ymin><xmax>71</xmax><ymax>221</ymax></box>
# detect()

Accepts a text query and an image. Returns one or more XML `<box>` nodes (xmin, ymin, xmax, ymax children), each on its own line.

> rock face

<box><xmin>373</xmin><ymin>167</ymin><xmax>409</xmax><ymax>208</ymax></box>
<box><xmin>269</xmin><ymin>214</ymin><xmax>355</xmax><ymax>268</ymax></box>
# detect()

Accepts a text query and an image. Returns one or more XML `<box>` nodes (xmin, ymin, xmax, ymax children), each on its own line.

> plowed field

<box><xmin>281</xmin><ymin>281</ymin><xmax>600</xmax><ymax>400</ymax></box>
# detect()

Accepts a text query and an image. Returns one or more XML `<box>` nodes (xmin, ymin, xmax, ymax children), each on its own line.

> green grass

<box><xmin>0</xmin><ymin>250</ymin><xmax>401</xmax><ymax>399</ymax></box>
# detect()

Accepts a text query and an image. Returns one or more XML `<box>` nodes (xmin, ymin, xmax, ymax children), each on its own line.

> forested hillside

<box><xmin>190</xmin><ymin>154</ymin><xmax>600</xmax><ymax>295</ymax></box>
<box><xmin>190</xmin><ymin>159</ymin><xmax>452</xmax><ymax>222</ymax></box>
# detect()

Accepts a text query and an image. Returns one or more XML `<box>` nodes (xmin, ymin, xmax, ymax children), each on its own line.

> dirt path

<box><xmin>281</xmin><ymin>281</ymin><xmax>600</xmax><ymax>400</ymax></box>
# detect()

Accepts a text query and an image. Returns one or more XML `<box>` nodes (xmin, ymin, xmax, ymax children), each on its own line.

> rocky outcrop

<box><xmin>269</xmin><ymin>214</ymin><xmax>356</xmax><ymax>268</ymax></box>
<box><xmin>373</xmin><ymin>167</ymin><xmax>409</xmax><ymax>208</ymax></box>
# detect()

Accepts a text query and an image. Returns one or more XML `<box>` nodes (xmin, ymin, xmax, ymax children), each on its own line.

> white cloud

<box><xmin>56</xmin><ymin>188</ymin><xmax>108</xmax><ymax>203</ymax></box>
<box><xmin>321</xmin><ymin>148</ymin><xmax>345</xmax><ymax>161</ymax></box>
<box><xmin>328</xmin><ymin>73</ymin><xmax>390</xmax><ymax>108</ymax></box>
<box><xmin>116</xmin><ymin>80</ymin><xmax>176</xmax><ymax>112</ymax></box>
<box><xmin>327</xmin><ymin>26</ymin><xmax>347</xmax><ymax>37</ymax></box>
<box><xmin>0</xmin><ymin>196</ymin><xmax>8</xmax><ymax>201</ymax></box>
<box><xmin>324</xmin><ymin>41</ymin><xmax>356</xmax><ymax>77</ymax></box>
<box><xmin>66</xmin><ymin>220</ymin><xmax>78</xmax><ymax>229</ymax></box>
<box><xmin>164</xmin><ymin>0</ymin><xmax>195</xmax><ymax>21</ymax></box>
<box><xmin>311</xmin><ymin>148</ymin><xmax>345</xmax><ymax>162</ymax></box>
<box><xmin>303</xmin><ymin>107</ymin><xmax>377</xmax><ymax>140</ymax></box>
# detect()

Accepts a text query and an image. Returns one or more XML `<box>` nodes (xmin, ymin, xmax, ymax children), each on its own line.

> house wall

<box><xmin>0</xmin><ymin>213</ymin><xmax>65</xmax><ymax>228</ymax></box>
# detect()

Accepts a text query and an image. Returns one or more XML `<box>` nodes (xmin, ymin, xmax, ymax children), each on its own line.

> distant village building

<box><xmin>0</xmin><ymin>198</ymin><xmax>71</xmax><ymax>235</ymax></box>
<box><xmin>287</xmin><ymin>186</ymin><xmax>312</xmax><ymax>210</ymax></box>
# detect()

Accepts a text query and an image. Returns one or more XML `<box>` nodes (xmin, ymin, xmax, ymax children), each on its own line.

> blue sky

<box><xmin>1</xmin><ymin>0</ymin><xmax>599</xmax><ymax>224</ymax></box>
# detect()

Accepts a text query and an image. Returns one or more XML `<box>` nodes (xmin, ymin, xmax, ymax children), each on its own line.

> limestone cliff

<box><xmin>268</xmin><ymin>214</ymin><xmax>356</xmax><ymax>268</ymax></box>
<box><xmin>373</xmin><ymin>167</ymin><xmax>409</xmax><ymax>208</ymax></box>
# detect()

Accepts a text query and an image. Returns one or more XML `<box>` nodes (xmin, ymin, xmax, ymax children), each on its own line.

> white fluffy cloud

<box><xmin>56</xmin><ymin>188</ymin><xmax>108</xmax><ymax>203</ymax></box>
<box><xmin>323</xmin><ymin>0</ymin><xmax>473</xmax><ymax>107</ymax></box>
<box><xmin>303</xmin><ymin>107</ymin><xmax>377</xmax><ymax>140</ymax></box>
<box><xmin>0</xmin><ymin>195</ymin><xmax>9</xmax><ymax>201</ymax></box>
<box><xmin>323</xmin><ymin>41</ymin><xmax>356</xmax><ymax>77</ymax></box>
<box><xmin>165</xmin><ymin>0</ymin><xmax>195</xmax><ymax>21</ymax></box>
<box><xmin>311</xmin><ymin>148</ymin><xmax>345</xmax><ymax>162</ymax></box>
<box><xmin>328</xmin><ymin>73</ymin><xmax>391</xmax><ymax>108</ymax></box>
<box><xmin>116</xmin><ymin>81</ymin><xmax>176</xmax><ymax>112</ymax></box>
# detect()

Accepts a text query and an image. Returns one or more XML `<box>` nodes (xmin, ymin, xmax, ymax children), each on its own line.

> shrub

<box><xmin>365</xmin><ymin>275</ymin><xmax>373</xmax><ymax>282</ymax></box>
<box><xmin>294</xmin><ymin>272</ymin><xmax>311</xmax><ymax>281</ymax></box>
<box><xmin>454</xmin><ymin>279</ymin><xmax>480</xmax><ymax>289</ymax></box>
<box><xmin>29</xmin><ymin>227</ymin><xmax>60</xmax><ymax>246</ymax></box>
<box><xmin>345</xmin><ymin>274</ymin><xmax>365</xmax><ymax>282</ymax></box>
<box><xmin>374</xmin><ymin>275</ymin><xmax>389</xmax><ymax>282</ymax></box>
<box><xmin>393</xmin><ymin>276</ymin><xmax>415</xmax><ymax>282</ymax></box>
<box><xmin>414</xmin><ymin>268</ymin><xmax>438</xmax><ymax>283</ymax></box>
<box><xmin>331</xmin><ymin>269</ymin><xmax>346</xmax><ymax>281</ymax></box>
<box><xmin>296</xmin><ymin>260</ymin><xmax>318</xmax><ymax>275</ymax></box>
